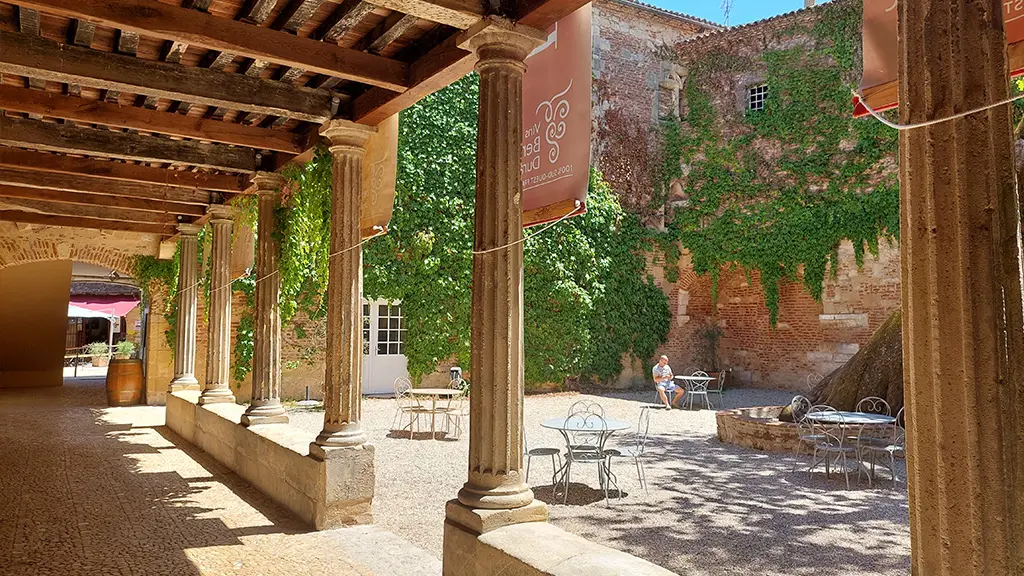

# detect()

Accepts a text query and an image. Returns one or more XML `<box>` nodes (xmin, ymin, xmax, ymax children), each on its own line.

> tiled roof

<box><xmin>70</xmin><ymin>282</ymin><xmax>141</xmax><ymax>298</ymax></box>
<box><xmin>678</xmin><ymin>0</ymin><xmax>836</xmax><ymax>45</ymax></box>
<box><xmin>602</xmin><ymin>0</ymin><xmax>726</xmax><ymax>30</ymax></box>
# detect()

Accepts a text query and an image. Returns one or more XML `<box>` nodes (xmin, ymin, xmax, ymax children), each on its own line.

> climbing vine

<box><xmin>132</xmin><ymin>248</ymin><xmax>180</xmax><ymax>350</ymax></box>
<box><xmin>657</xmin><ymin>0</ymin><xmax>899</xmax><ymax>325</ymax></box>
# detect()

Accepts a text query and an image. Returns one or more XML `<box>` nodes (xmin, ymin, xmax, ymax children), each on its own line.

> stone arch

<box><xmin>0</xmin><ymin>226</ymin><xmax>161</xmax><ymax>276</ymax></box>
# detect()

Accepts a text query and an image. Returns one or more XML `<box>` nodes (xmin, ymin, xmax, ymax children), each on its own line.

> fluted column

<box><xmin>455</xmin><ymin>19</ymin><xmax>546</xmax><ymax>512</ymax></box>
<box><xmin>199</xmin><ymin>205</ymin><xmax>236</xmax><ymax>405</ymax></box>
<box><xmin>310</xmin><ymin>119</ymin><xmax>375</xmax><ymax>457</ymax></box>
<box><xmin>242</xmin><ymin>173</ymin><xmax>289</xmax><ymax>425</ymax></box>
<box><xmin>169</xmin><ymin>223</ymin><xmax>201</xmax><ymax>392</ymax></box>
<box><xmin>899</xmin><ymin>1</ymin><xmax>1024</xmax><ymax>574</ymax></box>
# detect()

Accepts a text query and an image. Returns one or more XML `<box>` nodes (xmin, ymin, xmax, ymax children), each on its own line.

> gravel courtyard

<box><xmin>287</xmin><ymin>388</ymin><xmax>910</xmax><ymax>575</ymax></box>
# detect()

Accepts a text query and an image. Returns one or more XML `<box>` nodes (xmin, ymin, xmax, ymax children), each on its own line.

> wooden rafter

<box><xmin>0</xmin><ymin>197</ymin><xmax>182</xmax><ymax>225</ymax></box>
<box><xmin>0</xmin><ymin>149</ymin><xmax>247</xmax><ymax>192</ymax></box>
<box><xmin>0</xmin><ymin>183</ymin><xmax>205</xmax><ymax>217</ymax></box>
<box><xmin>0</xmin><ymin>86</ymin><xmax>310</xmax><ymax>154</ymax></box>
<box><xmin>0</xmin><ymin>31</ymin><xmax>336</xmax><ymax>124</ymax></box>
<box><xmin>0</xmin><ymin>211</ymin><xmax>178</xmax><ymax>236</ymax></box>
<box><xmin>314</xmin><ymin>0</ymin><xmax>377</xmax><ymax>43</ymax></box>
<box><xmin>362</xmin><ymin>0</ymin><xmax>485</xmax><ymax>29</ymax></box>
<box><xmin>0</xmin><ymin>116</ymin><xmax>259</xmax><ymax>172</ymax></box>
<box><xmin>364</xmin><ymin>13</ymin><xmax>421</xmax><ymax>53</ymax></box>
<box><xmin>0</xmin><ymin>167</ymin><xmax>214</xmax><ymax>206</ymax></box>
<box><xmin>15</xmin><ymin>0</ymin><xmax>410</xmax><ymax>92</ymax></box>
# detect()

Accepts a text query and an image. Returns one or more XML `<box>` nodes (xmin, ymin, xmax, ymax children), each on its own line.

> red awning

<box><xmin>69</xmin><ymin>296</ymin><xmax>140</xmax><ymax>318</ymax></box>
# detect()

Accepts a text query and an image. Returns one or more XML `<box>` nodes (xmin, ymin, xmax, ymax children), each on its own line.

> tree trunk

<box><xmin>809</xmin><ymin>309</ymin><xmax>903</xmax><ymax>413</ymax></box>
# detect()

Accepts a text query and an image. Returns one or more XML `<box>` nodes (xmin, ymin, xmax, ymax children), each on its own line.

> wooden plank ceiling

<box><xmin>0</xmin><ymin>0</ymin><xmax>585</xmax><ymax>237</ymax></box>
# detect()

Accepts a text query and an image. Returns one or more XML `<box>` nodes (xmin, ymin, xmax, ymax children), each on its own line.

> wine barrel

<box><xmin>106</xmin><ymin>359</ymin><xmax>143</xmax><ymax>406</ymax></box>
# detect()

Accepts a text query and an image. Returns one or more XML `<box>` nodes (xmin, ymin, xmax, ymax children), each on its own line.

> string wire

<box><xmin>853</xmin><ymin>87</ymin><xmax>1024</xmax><ymax>130</ymax></box>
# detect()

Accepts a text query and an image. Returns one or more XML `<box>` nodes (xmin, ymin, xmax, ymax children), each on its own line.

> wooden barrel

<box><xmin>106</xmin><ymin>359</ymin><xmax>143</xmax><ymax>406</ymax></box>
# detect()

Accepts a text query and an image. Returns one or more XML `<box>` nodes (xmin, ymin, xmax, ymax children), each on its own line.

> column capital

<box><xmin>319</xmin><ymin>119</ymin><xmax>375</xmax><ymax>154</ymax></box>
<box><xmin>207</xmin><ymin>204</ymin><xmax>235</xmax><ymax>223</ymax></box>
<box><xmin>177</xmin><ymin>222</ymin><xmax>202</xmax><ymax>236</ymax></box>
<box><xmin>458</xmin><ymin>17</ymin><xmax>546</xmax><ymax>67</ymax></box>
<box><xmin>250</xmin><ymin>171</ymin><xmax>287</xmax><ymax>193</ymax></box>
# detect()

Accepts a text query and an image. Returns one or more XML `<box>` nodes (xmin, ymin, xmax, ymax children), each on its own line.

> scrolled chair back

<box><xmin>893</xmin><ymin>407</ymin><xmax>907</xmax><ymax>449</ymax></box>
<box><xmin>692</xmin><ymin>370</ymin><xmax>709</xmax><ymax>377</ymax></box>
<box><xmin>807</xmin><ymin>404</ymin><xmax>842</xmax><ymax>446</ymax></box>
<box><xmin>856</xmin><ymin>396</ymin><xmax>892</xmax><ymax>416</ymax></box>
<box><xmin>567</xmin><ymin>411</ymin><xmax>610</xmax><ymax>456</ymax></box>
<box><xmin>689</xmin><ymin>379</ymin><xmax>709</xmax><ymax>393</ymax></box>
<box><xmin>567</xmin><ymin>399</ymin><xmax>605</xmax><ymax>418</ymax></box>
<box><xmin>394</xmin><ymin>376</ymin><xmax>412</xmax><ymax>398</ymax></box>
<box><xmin>806</xmin><ymin>372</ymin><xmax>824</xmax><ymax>389</ymax></box>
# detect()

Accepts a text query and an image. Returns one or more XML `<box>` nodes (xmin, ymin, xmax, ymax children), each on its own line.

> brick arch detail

<box><xmin>0</xmin><ymin>237</ymin><xmax>141</xmax><ymax>276</ymax></box>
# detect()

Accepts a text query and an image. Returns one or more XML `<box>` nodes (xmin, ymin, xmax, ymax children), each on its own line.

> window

<box><xmin>362</xmin><ymin>304</ymin><xmax>371</xmax><ymax>355</ymax></box>
<box><xmin>376</xmin><ymin>303</ymin><xmax>406</xmax><ymax>356</ymax></box>
<box><xmin>747</xmin><ymin>84</ymin><xmax>768</xmax><ymax>111</ymax></box>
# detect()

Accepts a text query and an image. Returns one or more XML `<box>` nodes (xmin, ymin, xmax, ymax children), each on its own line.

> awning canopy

<box><xmin>68</xmin><ymin>297</ymin><xmax>139</xmax><ymax>319</ymax></box>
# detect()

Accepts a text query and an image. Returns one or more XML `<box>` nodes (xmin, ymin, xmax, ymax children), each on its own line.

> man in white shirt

<box><xmin>652</xmin><ymin>355</ymin><xmax>681</xmax><ymax>409</ymax></box>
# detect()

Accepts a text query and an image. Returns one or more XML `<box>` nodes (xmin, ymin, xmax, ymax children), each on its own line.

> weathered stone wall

<box><xmin>0</xmin><ymin>223</ymin><xmax>161</xmax><ymax>274</ymax></box>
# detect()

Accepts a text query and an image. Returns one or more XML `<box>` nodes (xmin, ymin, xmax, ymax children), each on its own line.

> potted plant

<box><xmin>114</xmin><ymin>341</ymin><xmax>137</xmax><ymax>360</ymax></box>
<box><xmin>87</xmin><ymin>342</ymin><xmax>110</xmax><ymax>367</ymax></box>
<box><xmin>696</xmin><ymin>320</ymin><xmax>726</xmax><ymax>384</ymax></box>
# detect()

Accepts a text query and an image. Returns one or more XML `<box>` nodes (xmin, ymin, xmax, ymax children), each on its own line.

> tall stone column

<box><xmin>899</xmin><ymin>1</ymin><xmax>1024</xmax><ymax>574</ymax></box>
<box><xmin>169</xmin><ymin>223</ymin><xmax>202</xmax><ymax>392</ymax></box>
<box><xmin>444</xmin><ymin>20</ymin><xmax>547</xmax><ymax>562</ymax></box>
<box><xmin>199</xmin><ymin>205</ymin><xmax>236</xmax><ymax>405</ymax></box>
<box><xmin>242</xmin><ymin>173</ymin><xmax>289</xmax><ymax>425</ymax></box>
<box><xmin>310</xmin><ymin>119</ymin><xmax>375</xmax><ymax>455</ymax></box>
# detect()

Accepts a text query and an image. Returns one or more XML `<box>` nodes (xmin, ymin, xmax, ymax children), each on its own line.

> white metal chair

<box><xmin>686</xmin><ymin>371</ymin><xmax>712</xmax><ymax>410</ymax></box>
<box><xmin>524</xmin><ymin>430</ymin><xmax>561</xmax><ymax>487</ymax></box>
<box><xmin>442</xmin><ymin>386</ymin><xmax>469</xmax><ymax>439</ymax></box>
<box><xmin>855</xmin><ymin>396</ymin><xmax>892</xmax><ymax>416</ymax></box>
<box><xmin>707</xmin><ymin>371</ymin><xmax>726</xmax><ymax>406</ymax></box>
<box><xmin>565</xmin><ymin>400</ymin><xmax>604</xmax><ymax>452</ymax></box>
<box><xmin>806</xmin><ymin>405</ymin><xmax>857</xmax><ymax>489</ymax></box>
<box><xmin>605</xmin><ymin>406</ymin><xmax>652</xmax><ymax>495</ymax></box>
<box><xmin>559</xmin><ymin>411</ymin><xmax>618</xmax><ymax>505</ymax></box>
<box><xmin>859</xmin><ymin>407</ymin><xmax>906</xmax><ymax>487</ymax></box>
<box><xmin>392</xmin><ymin>377</ymin><xmax>428</xmax><ymax>438</ymax></box>
<box><xmin>806</xmin><ymin>372</ymin><xmax>824</xmax><ymax>389</ymax></box>
<box><xmin>791</xmin><ymin>395</ymin><xmax>816</xmax><ymax>471</ymax></box>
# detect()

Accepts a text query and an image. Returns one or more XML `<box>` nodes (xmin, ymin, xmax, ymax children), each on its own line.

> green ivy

<box><xmin>659</xmin><ymin>0</ymin><xmax>899</xmax><ymax>326</ymax></box>
<box><xmin>131</xmin><ymin>249</ymin><xmax>179</xmax><ymax>350</ymax></box>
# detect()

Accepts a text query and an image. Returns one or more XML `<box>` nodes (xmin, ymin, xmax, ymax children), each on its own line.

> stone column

<box><xmin>899</xmin><ymin>1</ymin><xmax>1024</xmax><ymax>574</ymax></box>
<box><xmin>444</xmin><ymin>20</ymin><xmax>548</xmax><ymax>555</ymax></box>
<box><xmin>304</xmin><ymin>119</ymin><xmax>376</xmax><ymax>527</ymax></box>
<box><xmin>169</xmin><ymin>223</ymin><xmax>202</xmax><ymax>392</ymax></box>
<box><xmin>241</xmin><ymin>173</ymin><xmax>289</xmax><ymax>425</ymax></box>
<box><xmin>199</xmin><ymin>205</ymin><xmax>236</xmax><ymax>405</ymax></box>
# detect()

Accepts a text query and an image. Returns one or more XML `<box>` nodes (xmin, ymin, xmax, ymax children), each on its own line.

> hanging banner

<box><xmin>521</xmin><ymin>3</ymin><xmax>592</xmax><ymax>228</ymax></box>
<box><xmin>855</xmin><ymin>0</ymin><xmax>1024</xmax><ymax>117</ymax></box>
<box><xmin>361</xmin><ymin>114</ymin><xmax>399</xmax><ymax>239</ymax></box>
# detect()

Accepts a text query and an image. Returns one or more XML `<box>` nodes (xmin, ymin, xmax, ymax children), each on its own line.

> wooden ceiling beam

<box><xmin>0</xmin><ymin>197</ymin><xmax>183</xmax><ymax>225</ymax></box>
<box><xmin>0</xmin><ymin>167</ymin><xmax>213</xmax><ymax>206</ymax></box>
<box><xmin>353</xmin><ymin>32</ymin><xmax>472</xmax><ymax>125</ymax></box>
<box><xmin>365</xmin><ymin>0</ymin><xmax>485</xmax><ymax>29</ymax></box>
<box><xmin>314</xmin><ymin>0</ymin><xmax>377</xmax><ymax>43</ymax></box>
<box><xmin>0</xmin><ymin>149</ymin><xmax>247</xmax><ymax>193</ymax></box>
<box><xmin>15</xmin><ymin>0</ymin><xmax>410</xmax><ymax>92</ymax></box>
<box><xmin>0</xmin><ymin>31</ymin><xmax>335</xmax><ymax>123</ymax></box>
<box><xmin>0</xmin><ymin>86</ymin><xmax>309</xmax><ymax>154</ymax></box>
<box><xmin>0</xmin><ymin>183</ymin><xmax>206</xmax><ymax>217</ymax></box>
<box><xmin>0</xmin><ymin>210</ymin><xmax>178</xmax><ymax>236</ymax></box>
<box><xmin>0</xmin><ymin>116</ymin><xmax>258</xmax><ymax>173</ymax></box>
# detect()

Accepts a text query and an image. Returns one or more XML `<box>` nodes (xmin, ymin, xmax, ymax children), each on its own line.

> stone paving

<box><xmin>0</xmin><ymin>378</ymin><xmax>440</xmax><ymax>576</ymax></box>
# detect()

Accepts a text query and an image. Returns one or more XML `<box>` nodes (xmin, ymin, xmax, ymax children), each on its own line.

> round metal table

<box><xmin>407</xmin><ymin>388</ymin><xmax>461</xmax><ymax>438</ymax></box>
<box><xmin>541</xmin><ymin>417</ymin><xmax>631</xmax><ymax>503</ymax></box>
<box><xmin>805</xmin><ymin>411</ymin><xmax>895</xmax><ymax>425</ymax></box>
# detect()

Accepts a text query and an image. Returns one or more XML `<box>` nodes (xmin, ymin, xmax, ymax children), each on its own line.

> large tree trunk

<box><xmin>809</xmin><ymin>309</ymin><xmax>903</xmax><ymax>413</ymax></box>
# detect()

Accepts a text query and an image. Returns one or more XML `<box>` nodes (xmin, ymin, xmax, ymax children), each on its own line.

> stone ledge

<box><xmin>715</xmin><ymin>406</ymin><xmax>804</xmax><ymax>453</ymax></box>
<box><xmin>166</xmin><ymin>391</ymin><xmax>374</xmax><ymax>530</ymax></box>
<box><xmin>444</xmin><ymin>518</ymin><xmax>674</xmax><ymax>576</ymax></box>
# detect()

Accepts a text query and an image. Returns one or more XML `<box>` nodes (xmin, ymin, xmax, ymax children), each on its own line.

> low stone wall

<box><xmin>166</xmin><ymin>391</ymin><xmax>374</xmax><ymax>529</ymax></box>
<box><xmin>716</xmin><ymin>406</ymin><xmax>805</xmax><ymax>453</ymax></box>
<box><xmin>444</xmin><ymin>512</ymin><xmax>675</xmax><ymax>576</ymax></box>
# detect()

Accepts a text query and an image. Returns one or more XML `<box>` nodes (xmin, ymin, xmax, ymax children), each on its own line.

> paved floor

<box><xmin>288</xmin><ymin>389</ymin><xmax>911</xmax><ymax>576</ymax></box>
<box><xmin>0</xmin><ymin>378</ymin><xmax>440</xmax><ymax>576</ymax></box>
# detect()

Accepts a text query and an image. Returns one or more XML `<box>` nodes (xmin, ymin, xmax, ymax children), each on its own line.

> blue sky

<box><xmin>645</xmin><ymin>0</ymin><xmax>829</xmax><ymax>26</ymax></box>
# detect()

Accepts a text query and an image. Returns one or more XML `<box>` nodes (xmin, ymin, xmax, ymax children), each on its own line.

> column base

<box><xmin>308</xmin><ymin>443</ymin><xmax>375</xmax><ymax>528</ymax></box>
<box><xmin>457</xmin><ymin>479</ymin><xmax>535</xmax><ymax>510</ymax></box>
<box><xmin>311</xmin><ymin>424</ymin><xmax>367</xmax><ymax>450</ymax></box>
<box><xmin>198</xmin><ymin>388</ymin><xmax>235</xmax><ymax>405</ymax></box>
<box><xmin>445</xmin><ymin>498</ymin><xmax>548</xmax><ymax>535</ymax></box>
<box><xmin>169</xmin><ymin>375</ymin><xmax>199</xmax><ymax>393</ymax></box>
<box><xmin>241</xmin><ymin>400</ymin><xmax>289</xmax><ymax>426</ymax></box>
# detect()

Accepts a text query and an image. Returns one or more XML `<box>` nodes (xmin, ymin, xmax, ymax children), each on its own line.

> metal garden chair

<box><xmin>392</xmin><ymin>377</ymin><xmax>428</xmax><ymax>439</ymax></box>
<box><xmin>859</xmin><ymin>407</ymin><xmax>906</xmax><ymax>487</ymax></box>
<box><xmin>686</xmin><ymin>371</ymin><xmax>712</xmax><ymax>410</ymax></box>
<box><xmin>806</xmin><ymin>405</ymin><xmax>857</xmax><ymax>489</ymax></box>
<box><xmin>605</xmin><ymin>406</ymin><xmax>652</xmax><ymax>495</ymax></box>
<box><xmin>559</xmin><ymin>410</ymin><xmax>618</xmax><ymax>505</ymax></box>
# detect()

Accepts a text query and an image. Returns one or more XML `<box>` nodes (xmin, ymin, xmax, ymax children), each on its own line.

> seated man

<box><xmin>653</xmin><ymin>355</ymin><xmax>682</xmax><ymax>409</ymax></box>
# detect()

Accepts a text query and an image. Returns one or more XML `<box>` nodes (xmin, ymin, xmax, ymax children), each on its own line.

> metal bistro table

<box><xmin>541</xmin><ymin>416</ymin><xmax>631</xmax><ymax>502</ymax></box>
<box><xmin>805</xmin><ymin>411</ymin><xmax>896</xmax><ymax>483</ymax></box>
<box><xmin>407</xmin><ymin>388</ymin><xmax>460</xmax><ymax>439</ymax></box>
<box><xmin>674</xmin><ymin>375</ymin><xmax>716</xmax><ymax>408</ymax></box>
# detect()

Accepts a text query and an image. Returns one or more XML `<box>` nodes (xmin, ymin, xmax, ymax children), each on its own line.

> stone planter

<box><xmin>91</xmin><ymin>355</ymin><xmax>109</xmax><ymax>368</ymax></box>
